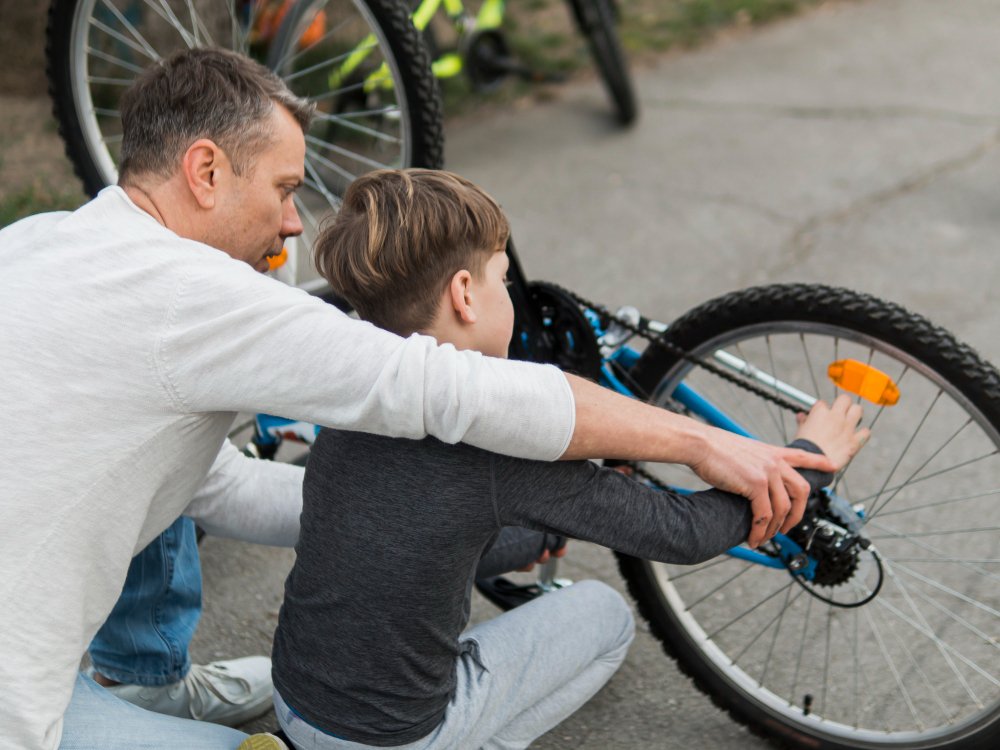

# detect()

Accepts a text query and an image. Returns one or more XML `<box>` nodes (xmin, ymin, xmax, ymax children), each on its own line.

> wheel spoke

<box><xmin>852</xmin><ymin>449</ymin><xmax>1000</xmax><ymax>506</ymax></box>
<box><xmin>91</xmin><ymin>10</ymin><xmax>158</xmax><ymax>61</ymax></box>
<box><xmin>866</xmin><ymin>417</ymin><xmax>973</xmax><ymax>522</ymax></box>
<box><xmin>307</xmin><ymin>115</ymin><xmax>402</xmax><ymax>144</ymax></box>
<box><xmin>306</xmin><ymin>71</ymin><xmax>392</xmax><ymax>104</ymax></box>
<box><xmin>307</xmin><ymin>135</ymin><xmax>395</xmax><ymax>172</ymax></box>
<box><xmin>876</xmin><ymin>486</ymin><xmax>1000</xmax><ymax>518</ymax></box>
<box><xmin>683</xmin><ymin>561</ymin><xmax>755</xmax><ymax>611</ymax></box>
<box><xmin>799</xmin><ymin>333</ymin><xmax>822</xmax><ymax>407</ymax></box>
<box><xmin>865</xmin><ymin>603</ymin><xmax>923</xmax><ymax>728</ymax></box>
<box><xmin>765</xmin><ymin>335</ymin><xmax>788</xmax><ymax>443</ymax></box>
<box><xmin>874</xmin><ymin>595</ymin><xmax>1000</xmax><ymax>689</ymax></box>
<box><xmin>789</xmin><ymin>595</ymin><xmax>813</xmax><ymax>708</ymax></box>
<box><xmin>282</xmin><ymin>41</ymin><xmax>382</xmax><ymax>85</ymax></box>
<box><xmin>658</xmin><ymin>555</ymin><xmax>730</xmax><ymax>582</ymax></box>
<box><xmin>869</xmin><ymin>518</ymin><xmax>1000</xmax><ymax>585</ymax></box>
<box><xmin>890</xmin><ymin>561</ymin><xmax>1000</xmax><ymax>618</ymax></box>
<box><xmin>758</xmin><ymin>584</ymin><xmax>801</xmax><ymax>685</ymax></box>
<box><xmin>868</xmin><ymin>389</ymin><xmax>943</xmax><ymax>518</ymax></box>
<box><xmin>141</xmin><ymin>0</ymin><xmax>197</xmax><ymax>49</ymax></box>
<box><xmin>884</xmin><ymin>559</ymin><xmax>986</xmax><ymax>710</ymax></box>
<box><xmin>271</xmin><ymin>14</ymin><xmax>361</xmax><ymax>73</ymax></box>
<box><xmin>705</xmin><ymin>580</ymin><xmax>796</xmax><ymax>640</ymax></box>
<box><xmin>302</xmin><ymin>157</ymin><xmax>343</xmax><ymax>210</ymax></box>
<box><xmin>86</xmin><ymin>45</ymin><xmax>148</xmax><ymax>75</ymax></box>
<box><xmin>734</xmin><ymin>341</ymin><xmax>784</xmax><ymax>439</ymax></box>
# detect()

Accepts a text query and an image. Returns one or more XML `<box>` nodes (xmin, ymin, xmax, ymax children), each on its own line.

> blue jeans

<box><xmin>60</xmin><ymin>672</ymin><xmax>247</xmax><ymax>749</ymax></box>
<box><xmin>89</xmin><ymin>516</ymin><xmax>202</xmax><ymax>685</ymax></box>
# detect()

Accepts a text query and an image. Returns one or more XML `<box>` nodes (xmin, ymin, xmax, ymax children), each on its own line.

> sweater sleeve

<box><xmin>183</xmin><ymin>439</ymin><xmax>304</xmax><ymax>547</ymax></box>
<box><xmin>493</xmin><ymin>440</ymin><xmax>833</xmax><ymax>564</ymax></box>
<box><xmin>156</xmin><ymin>266</ymin><xmax>574</xmax><ymax>461</ymax></box>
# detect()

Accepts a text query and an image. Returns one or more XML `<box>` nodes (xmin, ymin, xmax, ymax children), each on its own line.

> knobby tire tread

<box><xmin>616</xmin><ymin>283</ymin><xmax>1000</xmax><ymax>750</ymax></box>
<box><xmin>568</xmin><ymin>0</ymin><xmax>638</xmax><ymax>125</ymax></box>
<box><xmin>358</xmin><ymin>0</ymin><xmax>445</xmax><ymax>170</ymax></box>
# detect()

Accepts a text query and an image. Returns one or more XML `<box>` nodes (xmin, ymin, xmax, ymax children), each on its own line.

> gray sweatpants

<box><xmin>274</xmin><ymin>580</ymin><xmax>635</xmax><ymax>750</ymax></box>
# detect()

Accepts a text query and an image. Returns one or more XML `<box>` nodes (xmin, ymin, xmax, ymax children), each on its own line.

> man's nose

<box><xmin>283</xmin><ymin>197</ymin><xmax>304</xmax><ymax>237</ymax></box>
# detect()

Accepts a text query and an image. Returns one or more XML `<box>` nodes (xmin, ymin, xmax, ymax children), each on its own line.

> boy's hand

<box><xmin>516</xmin><ymin>540</ymin><xmax>568</xmax><ymax>572</ymax></box>
<box><xmin>793</xmin><ymin>395</ymin><xmax>869</xmax><ymax>472</ymax></box>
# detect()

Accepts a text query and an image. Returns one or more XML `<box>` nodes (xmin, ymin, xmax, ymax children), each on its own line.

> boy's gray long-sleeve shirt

<box><xmin>272</xmin><ymin>430</ymin><xmax>831</xmax><ymax>747</ymax></box>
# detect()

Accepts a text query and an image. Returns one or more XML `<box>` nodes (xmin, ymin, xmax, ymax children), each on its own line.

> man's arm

<box><xmin>561</xmin><ymin>375</ymin><xmax>840</xmax><ymax>547</ymax></box>
<box><xmin>183</xmin><ymin>439</ymin><xmax>304</xmax><ymax>546</ymax></box>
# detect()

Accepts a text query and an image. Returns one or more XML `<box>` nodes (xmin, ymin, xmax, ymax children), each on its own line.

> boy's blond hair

<box><xmin>314</xmin><ymin>169</ymin><xmax>510</xmax><ymax>336</ymax></box>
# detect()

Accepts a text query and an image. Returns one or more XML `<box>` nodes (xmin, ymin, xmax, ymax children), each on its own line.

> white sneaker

<box><xmin>93</xmin><ymin>656</ymin><xmax>273</xmax><ymax>727</ymax></box>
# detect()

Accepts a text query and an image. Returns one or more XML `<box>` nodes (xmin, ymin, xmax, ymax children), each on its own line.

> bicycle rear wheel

<box><xmin>566</xmin><ymin>0</ymin><xmax>637</xmax><ymax>125</ymax></box>
<box><xmin>618</xmin><ymin>284</ymin><xmax>1000</xmax><ymax>749</ymax></box>
<box><xmin>46</xmin><ymin>0</ymin><xmax>444</xmax><ymax>290</ymax></box>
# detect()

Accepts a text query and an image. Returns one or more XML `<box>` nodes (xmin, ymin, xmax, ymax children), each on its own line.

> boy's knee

<box><xmin>570</xmin><ymin>580</ymin><xmax>635</xmax><ymax>647</ymax></box>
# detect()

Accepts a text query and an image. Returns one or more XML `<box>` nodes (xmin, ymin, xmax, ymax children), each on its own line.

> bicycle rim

<box><xmin>627</xmin><ymin>290</ymin><xmax>1000</xmax><ymax>748</ymax></box>
<box><xmin>53</xmin><ymin>0</ymin><xmax>441</xmax><ymax>290</ymax></box>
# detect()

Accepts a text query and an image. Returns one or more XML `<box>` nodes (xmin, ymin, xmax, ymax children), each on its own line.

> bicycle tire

<box><xmin>45</xmin><ymin>0</ymin><xmax>444</xmax><ymax>289</ymax></box>
<box><xmin>616</xmin><ymin>284</ymin><xmax>1000</xmax><ymax>749</ymax></box>
<box><xmin>566</xmin><ymin>0</ymin><xmax>637</xmax><ymax>125</ymax></box>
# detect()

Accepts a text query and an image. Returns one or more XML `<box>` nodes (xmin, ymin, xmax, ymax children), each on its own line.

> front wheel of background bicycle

<box><xmin>616</xmin><ymin>284</ymin><xmax>1000</xmax><ymax>749</ymax></box>
<box><xmin>566</xmin><ymin>0</ymin><xmax>637</xmax><ymax>125</ymax></box>
<box><xmin>45</xmin><ymin>0</ymin><xmax>444</xmax><ymax>287</ymax></box>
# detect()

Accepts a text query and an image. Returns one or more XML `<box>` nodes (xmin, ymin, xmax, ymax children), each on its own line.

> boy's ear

<box><xmin>448</xmin><ymin>270</ymin><xmax>477</xmax><ymax>324</ymax></box>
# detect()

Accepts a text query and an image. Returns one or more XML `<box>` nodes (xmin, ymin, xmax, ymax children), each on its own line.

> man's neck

<box><xmin>121</xmin><ymin>182</ymin><xmax>167</xmax><ymax>227</ymax></box>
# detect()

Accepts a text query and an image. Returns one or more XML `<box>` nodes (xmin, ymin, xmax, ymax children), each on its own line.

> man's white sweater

<box><xmin>0</xmin><ymin>187</ymin><xmax>574</xmax><ymax>750</ymax></box>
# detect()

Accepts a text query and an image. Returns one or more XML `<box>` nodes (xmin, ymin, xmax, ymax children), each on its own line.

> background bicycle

<box><xmin>402</xmin><ymin>0</ymin><xmax>637</xmax><ymax>124</ymax></box>
<box><xmin>46</xmin><ymin>0</ymin><xmax>446</xmax><ymax>289</ymax></box>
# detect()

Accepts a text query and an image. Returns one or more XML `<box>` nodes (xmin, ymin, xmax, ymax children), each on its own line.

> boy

<box><xmin>271</xmin><ymin>169</ymin><xmax>866</xmax><ymax>749</ymax></box>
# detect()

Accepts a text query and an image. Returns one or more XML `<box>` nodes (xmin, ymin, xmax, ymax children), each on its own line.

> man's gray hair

<box><xmin>117</xmin><ymin>47</ymin><xmax>315</xmax><ymax>184</ymax></box>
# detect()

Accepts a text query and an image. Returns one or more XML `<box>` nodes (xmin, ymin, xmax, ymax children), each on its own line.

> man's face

<box><xmin>213</xmin><ymin>106</ymin><xmax>306</xmax><ymax>272</ymax></box>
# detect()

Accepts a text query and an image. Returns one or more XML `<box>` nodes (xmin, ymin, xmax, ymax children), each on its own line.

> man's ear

<box><xmin>448</xmin><ymin>270</ymin><xmax>477</xmax><ymax>324</ymax></box>
<box><xmin>181</xmin><ymin>138</ymin><xmax>226</xmax><ymax>210</ymax></box>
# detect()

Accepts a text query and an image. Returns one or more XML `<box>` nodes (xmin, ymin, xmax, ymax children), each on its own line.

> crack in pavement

<box><xmin>772</xmin><ymin>128</ymin><xmax>1000</xmax><ymax>272</ymax></box>
<box><xmin>645</xmin><ymin>98</ymin><xmax>1000</xmax><ymax>127</ymax></box>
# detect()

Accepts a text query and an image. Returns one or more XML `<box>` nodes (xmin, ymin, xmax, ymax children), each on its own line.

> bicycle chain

<box><xmin>542</xmin><ymin>282</ymin><xmax>810</xmax><ymax>416</ymax></box>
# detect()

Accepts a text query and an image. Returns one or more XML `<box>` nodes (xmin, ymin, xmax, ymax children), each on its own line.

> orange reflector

<box><xmin>267</xmin><ymin>247</ymin><xmax>288</xmax><ymax>271</ymax></box>
<box><xmin>827</xmin><ymin>359</ymin><xmax>900</xmax><ymax>406</ymax></box>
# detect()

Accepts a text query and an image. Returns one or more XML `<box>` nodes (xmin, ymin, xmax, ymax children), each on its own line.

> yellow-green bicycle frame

<box><xmin>333</xmin><ymin>0</ymin><xmax>506</xmax><ymax>92</ymax></box>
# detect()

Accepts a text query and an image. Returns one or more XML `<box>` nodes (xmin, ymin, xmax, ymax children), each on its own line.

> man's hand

<box><xmin>794</xmin><ymin>394</ymin><xmax>869</xmax><ymax>471</ymax></box>
<box><xmin>687</xmin><ymin>427</ymin><xmax>835</xmax><ymax>548</ymax></box>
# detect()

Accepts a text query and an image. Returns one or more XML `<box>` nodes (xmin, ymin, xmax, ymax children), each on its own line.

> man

<box><xmin>0</xmin><ymin>48</ymin><xmax>831</xmax><ymax>750</ymax></box>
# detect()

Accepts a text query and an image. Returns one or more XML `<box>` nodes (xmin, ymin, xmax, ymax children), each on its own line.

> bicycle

<box><xmin>401</xmin><ymin>0</ymin><xmax>637</xmax><ymax>124</ymax></box>
<box><xmin>46</xmin><ymin>0</ymin><xmax>446</xmax><ymax>290</ymax></box>
<box><xmin>245</xmin><ymin>238</ymin><xmax>1000</xmax><ymax>750</ymax></box>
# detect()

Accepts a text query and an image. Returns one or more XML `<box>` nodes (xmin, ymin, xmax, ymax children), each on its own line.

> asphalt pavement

<box><xmin>195</xmin><ymin>0</ymin><xmax>1000</xmax><ymax>746</ymax></box>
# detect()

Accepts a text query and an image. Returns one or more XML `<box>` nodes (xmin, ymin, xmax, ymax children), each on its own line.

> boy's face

<box><xmin>469</xmin><ymin>250</ymin><xmax>515</xmax><ymax>358</ymax></box>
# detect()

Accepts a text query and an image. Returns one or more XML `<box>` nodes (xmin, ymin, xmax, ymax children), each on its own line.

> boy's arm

<box><xmin>494</xmin><ymin>441</ymin><xmax>834</xmax><ymax>565</ymax></box>
<box><xmin>562</xmin><ymin>374</ymin><xmax>840</xmax><ymax>547</ymax></box>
